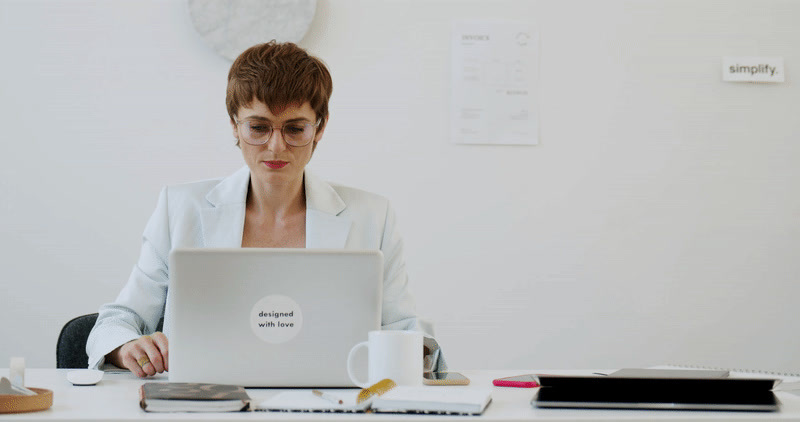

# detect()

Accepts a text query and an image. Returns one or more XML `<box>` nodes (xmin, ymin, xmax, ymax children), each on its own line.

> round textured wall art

<box><xmin>188</xmin><ymin>0</ymin><xmax>317</xmax><ymax>61</ymax></box>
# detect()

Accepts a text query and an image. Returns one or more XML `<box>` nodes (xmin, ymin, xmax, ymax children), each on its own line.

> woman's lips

<box><xmin>264</xmin><ymin>160</ymin><xmax>288</xmax><ymax>169</ymax></box>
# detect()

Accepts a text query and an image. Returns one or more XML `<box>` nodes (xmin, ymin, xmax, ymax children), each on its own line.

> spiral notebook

<box><xmin>258</xmin><ymin>382</ymin><xmax>492</xmax><ymax>415</ymax></box>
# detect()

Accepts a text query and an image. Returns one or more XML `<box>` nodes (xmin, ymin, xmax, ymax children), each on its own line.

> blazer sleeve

<box><xmin>85</xmin><ymin>187</ymin><xmax>172</xmax><ymax>369</ymax></box>
<box><xmin>378</xmin><ymin>201</ymin><xmax>418</xmax><ymax>330</ymax></box>
<box><xmin>378</xmin><ymin>202</ymin><xmax>448</xmax><ymax>372</ymax></box>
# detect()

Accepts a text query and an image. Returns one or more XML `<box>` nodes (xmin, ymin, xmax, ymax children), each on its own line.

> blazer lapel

<box><xmin>305</xmin><ymin>171</ymin><xmax>351</xmax><ymax>249</ymax></box>
<box><xmin>198</xmin><ymin>167</ymin><xmax>351</xmax><ymax>249</ymax></box>
<box><xmin>200</xmin><ymin>166</ymin><xmax>249</xmax><ymax>248</ymax></box>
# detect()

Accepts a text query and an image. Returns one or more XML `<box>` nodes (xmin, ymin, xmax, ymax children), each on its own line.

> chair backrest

<box><xmin>56</xmin><ymin>313</ymin><xmax>98</xmax><ymax>368</ymax></box>
<box><xmin>56</xmin><ymin>313</ymin><xmax>166</xmax><ymax>368</ymax></box>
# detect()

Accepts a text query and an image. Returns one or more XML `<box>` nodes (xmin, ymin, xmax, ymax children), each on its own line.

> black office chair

<box><xmin>56</xmin><ymin>313</ymin><xmax>99</xmax><ymax>368</ymax></box>
<box><xmin>57</xmin><ymin>313</ymin><xmax>164</xmax><ymax>368</ymax></box>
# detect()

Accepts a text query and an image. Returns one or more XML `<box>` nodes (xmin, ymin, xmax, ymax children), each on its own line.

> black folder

<box><xmin>532</xmin><ymin>374</ymin><xmax>780</xmax><ymax>412</ymax></box>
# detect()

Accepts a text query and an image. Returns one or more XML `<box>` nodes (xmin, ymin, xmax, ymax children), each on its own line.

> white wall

<box><xmin>2</xmin><ymin>0</ymin><xmax>799</xmax><ymax>372</ymax></box>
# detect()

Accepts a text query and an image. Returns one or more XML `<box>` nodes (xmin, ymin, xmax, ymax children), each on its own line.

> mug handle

<box><xmin>346</xmin><ymin>341</ymin><xmax>370</xmax><ymax>388</ymax></box>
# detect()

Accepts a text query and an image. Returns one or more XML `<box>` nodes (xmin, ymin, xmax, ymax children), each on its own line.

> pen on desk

<box><xmin>312</xmin><ymin>390</ymin><xmax>344</xmax><ymax>405</ymax></box>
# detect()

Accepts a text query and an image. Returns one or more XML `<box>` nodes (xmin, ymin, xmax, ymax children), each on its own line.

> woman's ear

<box><xmin>310</xmin><ymin>116</ymin><xmax>328</xmax><ymax>155</ymax></box>
<box><xmin>314</xmin><ymin>116</ymin><xmax>328</xmax><ymax>142</ymax></box>
<box><xmin>231</xmin><ymin>118</ymin><xmax>241</xmax><ymax>147</ymax></box>
<box><xmin>230</xmin><ymin>118</ymin><xmax>238</xmax><ymax>137</ymax></box>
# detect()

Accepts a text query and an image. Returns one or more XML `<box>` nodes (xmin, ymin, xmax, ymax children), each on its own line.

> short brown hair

<box><xmin>226</xmin><ymin>41</ymin><xmax>333</xmax><ymax>127</ymax></box>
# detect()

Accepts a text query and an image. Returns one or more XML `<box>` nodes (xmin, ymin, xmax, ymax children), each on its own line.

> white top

<box><xmin>86</xmin><ymin>167</ymin><xmax>425</xmax><ymax>369</ymax></box>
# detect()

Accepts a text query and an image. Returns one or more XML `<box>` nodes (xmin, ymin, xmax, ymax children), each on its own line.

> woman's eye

<box><xmin>286</xmin><ymin>125</ymin><xmax>305</xmax><ymax>134</ymax></box>
<box><xmin>249</xmin><ymin>125</ymin><xmax>270</xmax><ymax>133</ymax></box>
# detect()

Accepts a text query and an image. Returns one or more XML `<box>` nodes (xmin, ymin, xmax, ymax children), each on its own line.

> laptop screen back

<box><xmin>166</xmin><ymin>248</ymin><xmax>382</xmax><ymax>387</ymax></box>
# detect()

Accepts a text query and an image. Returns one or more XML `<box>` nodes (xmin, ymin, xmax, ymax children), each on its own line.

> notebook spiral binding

<box><xmin>669</xmin><ymin>364</ymin><xmax>800</xmax><ymax>378</ymax></box>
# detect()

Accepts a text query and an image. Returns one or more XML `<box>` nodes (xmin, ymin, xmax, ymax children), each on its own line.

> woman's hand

<box><xmin>108</xmin><ymin>332</ymin><xmax>169</xmax><ymax>378</ymax></box>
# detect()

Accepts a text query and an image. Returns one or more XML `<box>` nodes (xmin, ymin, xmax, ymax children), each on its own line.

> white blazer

<box><xmin>86</xmin><ymin>166</ymin><xmax>422</xmax><ymax>369</ymax></box>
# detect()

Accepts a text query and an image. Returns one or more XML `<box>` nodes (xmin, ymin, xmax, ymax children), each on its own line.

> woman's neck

<box><xmin>246</xmin><ymin>175</ymin><xmax>306</xmax><ymax>220</ymax></box>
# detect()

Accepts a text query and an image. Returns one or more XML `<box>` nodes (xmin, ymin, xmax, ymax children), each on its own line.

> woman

<box><xmin>86</xmin><ymin>41</ymin><xmax>440</xmax><ymax>377</ymax></box>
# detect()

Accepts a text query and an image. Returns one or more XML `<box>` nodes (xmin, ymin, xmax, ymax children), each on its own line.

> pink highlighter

<box><xmin>492</xmin><ymin>374</ymin><xmax>540</xmax><ymax>388</ymax></box>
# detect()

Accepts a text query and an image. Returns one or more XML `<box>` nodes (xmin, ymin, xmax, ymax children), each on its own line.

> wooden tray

<box><xmin>0</xmin><ymin>388</ymin><xmax>53</xmax><ymax>414</ymax></box>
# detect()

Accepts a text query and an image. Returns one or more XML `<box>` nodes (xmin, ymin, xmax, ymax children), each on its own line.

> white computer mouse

<box><xmin>66</xmin><ymin>369</ymin><xmax>104</xmax><ymax>386</ymax></box>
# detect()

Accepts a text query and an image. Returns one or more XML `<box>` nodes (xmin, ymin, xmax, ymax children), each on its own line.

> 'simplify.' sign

<box><xmin>723</xmin><ymin>57</ymin><xmax>784</xmax><ymax>83</ymax></box>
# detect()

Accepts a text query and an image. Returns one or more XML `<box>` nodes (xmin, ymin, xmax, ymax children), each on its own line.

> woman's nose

<box><xmin>264</xmin><ymin>129</ymin><xmax>287</xmax><ymax>151</ymax></box>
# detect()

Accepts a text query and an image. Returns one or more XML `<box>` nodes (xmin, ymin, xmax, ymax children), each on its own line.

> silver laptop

<box><xmin>166</xmin><ymin>248</ymin><xmax>382</xmax><ymax>387</ymax></box>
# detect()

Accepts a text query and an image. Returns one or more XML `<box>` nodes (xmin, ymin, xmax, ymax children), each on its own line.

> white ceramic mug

<box><xmin>346</xmin><ymin>330</ymin><xmax>423</xmax><ymax>388</ymax></box>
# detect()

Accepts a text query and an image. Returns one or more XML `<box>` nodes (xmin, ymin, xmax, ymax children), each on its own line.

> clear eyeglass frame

<box><xmin>234</xmin><ymin>118</ymin><xmax>322</xmax><ymax>147</ymax></box>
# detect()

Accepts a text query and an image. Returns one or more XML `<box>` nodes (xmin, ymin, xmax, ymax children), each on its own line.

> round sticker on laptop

<box><xmin>250</xmin><ymin>295</ymin><xmax>303</xmax><ymax>343</ymax></box>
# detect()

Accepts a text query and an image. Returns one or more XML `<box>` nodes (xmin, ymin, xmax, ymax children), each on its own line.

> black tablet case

<box><xmin>533</xmin><ymin>374</ymin><xmax>780</xmax><ymax>412</ymax></box>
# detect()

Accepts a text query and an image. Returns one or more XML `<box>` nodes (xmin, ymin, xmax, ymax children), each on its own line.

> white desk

<box><xmin>3</xmin><ymin>369</ymin><xmax>800</xmax><ymax>421</ymax></box>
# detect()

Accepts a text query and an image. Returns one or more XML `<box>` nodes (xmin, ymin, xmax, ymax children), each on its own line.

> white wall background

<box><xmin>1</xmin><ymin>0</ymin><xmax>798</xmax><ymax>372</ymax></box>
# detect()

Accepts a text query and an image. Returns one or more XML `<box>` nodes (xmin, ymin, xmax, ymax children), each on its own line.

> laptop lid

<box><xmin>166</xmin><ymin>248</ymin><xmax>382</xmax><ymax>387</ymax></box>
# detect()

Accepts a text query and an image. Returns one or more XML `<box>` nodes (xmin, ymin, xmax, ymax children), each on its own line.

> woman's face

<box><xmin>232</xmin><ymin>100</ymin><xmax>324</xmax><ymax>189</ymax></box>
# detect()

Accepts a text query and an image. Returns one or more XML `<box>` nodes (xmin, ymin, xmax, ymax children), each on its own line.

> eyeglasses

<box><xmin>234</xmin><ymin>118</ymin><xmax>322</xmax><ymax>147</ymax></box>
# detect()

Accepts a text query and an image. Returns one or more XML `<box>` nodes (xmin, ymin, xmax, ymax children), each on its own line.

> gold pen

<box><xmin>312</xmin><ymin>390</ymin><xmax>344</xmax><ymax>405</ymax></box>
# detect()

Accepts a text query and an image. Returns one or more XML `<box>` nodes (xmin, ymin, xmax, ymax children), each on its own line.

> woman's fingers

<box><xmin>137</xmin><ymin>351</ymin><xmax>157</xmax><ymax>377</ymax></box>
<box><xmin>120</xmin><ymin>334</ymin><xmax>169</xmax><ymax>378</ymax></box>
<box><xmin>139</xmin><ymin>336</ymin><xmax>165</xmax><ymax>374</ymax></box>
<box><xmin>120</xmin><ymin>345</ymin><xmax>147</xmax><ymax>378</ymax></box>
<box><xmin>151</xmin><ymin>332</ymin><xmax>169</xmax><ymax>371</ymax></box>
